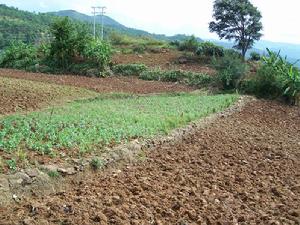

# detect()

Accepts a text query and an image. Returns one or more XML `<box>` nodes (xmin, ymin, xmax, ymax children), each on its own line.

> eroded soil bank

<box><xmin>0</xmin><ymin>100</ymin><xmax>299</xmax><ymax>225</ymax></box>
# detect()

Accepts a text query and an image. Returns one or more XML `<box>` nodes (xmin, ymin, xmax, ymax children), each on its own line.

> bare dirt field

<box><xmin>0</xmin><ymin>69</ymin><xmax>194</xmax><ymax>95</ymax></box>
<box><xmin>112</xmin><ymin>51</ymin><xmax>215</xmax><ymax>74</ymax></box>
<box><xmin>1</xmin><ymin>100</ymin><xmax>299</xmax><ymax>225</ymax></box>
<box><xmin>0</xmin><ymin>76</ymin><xmax>98</xmax><ymax>115</ymax></box>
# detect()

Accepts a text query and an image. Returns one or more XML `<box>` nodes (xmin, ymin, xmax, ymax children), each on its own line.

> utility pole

<box><xmin>91</xmin><ymin>6</ymin><xmax>99</xmax><ymax>39</ymax></box>
<box><xmin>99</xmin><ymin>7</ymin><xmax>106</xmax><ymax>40</ymax></box>
<box><xmin>91</xmin><ymin>6</ymin><xmax>106</xmax><ymax>40</ymax></box>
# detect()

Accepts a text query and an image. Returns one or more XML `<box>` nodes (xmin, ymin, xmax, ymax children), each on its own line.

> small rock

<box><xmin>25</xmin><ymin>168</ymin><xmax>40</xmax><ymax>178</ymax></box>
<box><xmin>57</xmin><ymin>167</ymin><xmax>76</xmax><ymax>175</ymax></box>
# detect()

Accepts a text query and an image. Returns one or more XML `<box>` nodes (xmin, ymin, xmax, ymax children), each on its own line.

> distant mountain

<box><xmin>207</xmin><ymin>39</ymin><xmax>300</xmax><ymax>67</ymax></box>
<box><xmin>51</xmin><ymin>10</ymin><xmax>126</xmax><ymax>29</ymax></box>
<box><xmin>51</xmin><ymin>10</ymin><xmax>203</xmax><ymax>42</ymax></box>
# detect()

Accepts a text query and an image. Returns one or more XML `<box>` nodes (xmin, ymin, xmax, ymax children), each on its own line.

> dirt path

<box><xmin>0</xmin><ymin>69</ymin><xmax>194</xmax><ymax>95</ymax></box>
<box><xmin>0</xmin><ymin>100</ymin><xmax>299</xmax><ymax>225</ymax></box>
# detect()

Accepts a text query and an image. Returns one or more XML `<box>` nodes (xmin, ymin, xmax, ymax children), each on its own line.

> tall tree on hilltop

<box><xmin>209</xmin><ymin>0</ymin><xmax>263</xmax><ymax>59</ymax></box>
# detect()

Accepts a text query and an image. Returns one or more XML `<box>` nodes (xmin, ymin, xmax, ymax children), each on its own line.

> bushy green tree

<box><xmin>196</xmin><ymin>42</ymin><xmax>224</xmax><ymax>57</ymax></box>
<box><xmin>178</xmin><ymin>35</ymin><xmax>199</xmax><ymax>52</ymax></box>
<box><xmin>209</xmin><ymin>0</ymin><xmax>263</xmax><ymax>59</ymax></box>
<box><xmin>48</xmin><ymin>17</ymin><xmax>76</xmax><ymax>69</ymax></box>
<box><xmin>83</xmin><ymin>38</ymin><xmax>112</xmax><ymax>71</ymax></box>
<box><xmin>0</xmin><ymin>41</ymin><xmax>38</xmax><ymax>70</ymax></box>
<box><xmin>212</xmin><ymin>50</ymin><xmax>248</xmax><ymax>90</ymax></box>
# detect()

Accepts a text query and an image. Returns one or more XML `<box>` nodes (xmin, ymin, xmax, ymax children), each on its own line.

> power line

<box><xmin>99</xmin><ymin>7</ymin><xmax>106</xmax><ymax>40</ymax></box>
<box><xmin>91</xmin><ymin>6</ymin><xmax>106</xmax><ymax>40</ymax></box>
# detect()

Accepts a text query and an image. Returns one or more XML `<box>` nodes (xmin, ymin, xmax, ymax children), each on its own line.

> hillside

<box><xmin>51</xmin><ymin>10</ymin><xmax>203</xmax><ymax>42</ymax></box>
<box><xmin>0</xmin><ymin>3</ymin><xmax>298</xmax><ymax>66</ymax></box>
<box><xmin>0</xmin><ymin>4</ymin><xmax>53</xmax><ymax>48</ymax></box>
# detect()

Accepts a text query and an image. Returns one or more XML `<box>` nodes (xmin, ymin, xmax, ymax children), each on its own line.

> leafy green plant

<box><xmin>240</xmin><ymin>49</ymin><xmax>300</xmax><ymax>104</ymax></box>
<box><xmin>0</xmin><ymin>41</ymin><xmax>38</xmax><ymax>70</ymax></box>
<box><xmin>196</xmin><ymin>42</ymin><xmax>224</xmax><ymax>57</ymax></box>
<box><xmin>48</xmin><ymin>17</ymin><xmax>77</xmax><ymax>70</ymax></box>
<box><xmin>139</xmin><ymin>69</ymin><xmax>213</xmax><ymax>87</ymax></box>
<box><xmin>90</xmin><ymin>157</ymin><xmax>103</xmax><ymax>170</ymax></box>
<box><xmin>259</xmin><ymin>49</ymin><xmax>300</xmax><ymax>102</ymax></box>
<box><xmin>132</xmin><ymin>44</ymin><xmax>146</xmax><ymax>54</ymax></box>
<box><xmin>250</xmin><ymin>52</ymin><xmax>261</xmax><ymax>61</ymax></box>
<box><xmin>47</xmin><ymin>170</ymin><xmax>61</xmax><ymax>178</ymax></box>
<box><xmin>212</xmin><ymin>51</ymin><xmax>248</xmax><ymax>90</ymax></box>
<box><xmin>112</xmin><ymin>64</ymin><xmax>148</xmax><ymax>76</ymax></box>
<box><xmin>6</xmin><ymin>159</ymin><xmax>17</xmax><ymax>171</ymax></box>
<box><xmin>83</xmin><ymin>39</ymin><xmax>112</xmax><ymax>72</ymax></box>
<box><xmin>178</xmin><ymin>35</ymin><xmax>199</xmax><ymax>52</ymax></box>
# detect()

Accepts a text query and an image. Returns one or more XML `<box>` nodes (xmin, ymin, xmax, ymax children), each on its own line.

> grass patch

<box><xmin>0</xmin><ymin>93</ymin><xmax>238</xmax><ymax>156</ymax></box>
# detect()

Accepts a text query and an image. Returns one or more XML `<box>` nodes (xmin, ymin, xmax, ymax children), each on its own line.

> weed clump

<box><xmin>90</xmin><ymin>158</ymin><xmax>103</xmax><ymax>170</ymax></box>
<box><xmin>112</xmin><ymin>64</ymin><xmax>148</xmax><ymax>76</ymax></box>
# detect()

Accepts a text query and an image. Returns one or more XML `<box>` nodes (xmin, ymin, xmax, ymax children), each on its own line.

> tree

<box><xmin>49</xmin><ymin>17</ymin><xmax>76</xmax><ymax>69</ymax></box>
<box><xmin>209</xmin><ymin>0</ymin><xmax>263</xmax><ymax>59</ymax></box>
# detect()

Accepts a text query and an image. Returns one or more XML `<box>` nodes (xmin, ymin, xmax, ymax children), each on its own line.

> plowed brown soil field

<box><xmin>0</xmin><ymin>69</ymin><xmax>194</xmax><ymax>95</ymax></box>
<box><xmin>1</xmin><ymin>100</ymin><xmax>299</xmax><ymax>225</ymax></box>
<box><xmin>112</xmin><ymin>51</ymin><xmax>215</xmax><ymax>74</ymax></box>
<box><xmin>0</xmin><ymin>76</ymin><xmax>98</xmax><ymax>115</ymax></box>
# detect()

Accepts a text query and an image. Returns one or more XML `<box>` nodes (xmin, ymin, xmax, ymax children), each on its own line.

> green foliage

<box><xmin>6</xmin><ymin>159</ymin><xmax>17</xmax><ymax>171</ymax></box>
<box><xmin>139</xmin><ymin>69</ymin><xmax>213</xmax><ymax>87</ymax></box>
<box><xmin>48</xmin><ymin>17</ymin><xmax>77</xmax><ymax>69</ymax></box>
<box><xmin>90</xmin><ymin>158</ymin><xmax>103</xmax><ymax>170</ymax></box>
<box><xmin>47</xmin><ymin>170</ymin><xmax>60</xmax><ymax>178</ymax></box>
<box><xmin>132</xmin><ymin>44</ymin><xmax>146</xmax><ymax>54</ymax></box>
<box><xmin>209</xmin><ymin>0</ymin><xmax>263</xmax><ymax>58</ymax></box>
<box><xmin>0</xmin><ymin>4</ymin><xmax>53</xmax><ymax>49</ymax></box>
<box><xmin>178</xmin><ymin>35</ymin><xmax>200</xmax><ymax>52</ymax></box>
<box><xmin>250</xmin><ymin>51</ymin><xmax>261</xmax><ymax>61</ymax></box>
<box><xmin>241</xmin><ymin>49</ymin><xmax>300</xmax><ymax>104</ymax></box>
<box><xmin>83</xmin><ymin>39</ymin><xmax>112</xmax><ymax>71</ymax></box>
<box><xmin>0</xmin><ymin>41</ymin><xmax>38</xmax><ymax>70</ymax></box>
<box><xmin>112</xmin><ymin>64</ymin><xmax>148</xmax><ymax>76</ymax></box>
<box><xmin>212</xmin><ymin>51</ymin><xmax>248</xmax><ymax>90</ymax></box>
<box><xmin>196</xmin><ymin>42</ymin><xmax>224</xmax><ymax>57</ymax></box>
<box><xmin>0</xmin><ymin>93</ymin><xmax>238</xmax><ymax>155</ymax></box>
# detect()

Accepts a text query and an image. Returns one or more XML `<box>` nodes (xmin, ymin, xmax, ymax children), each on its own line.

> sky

<box><xmin>2</xmin><ymin>0</ymin><xmax>300</xmax><ymax>44</ymax></box>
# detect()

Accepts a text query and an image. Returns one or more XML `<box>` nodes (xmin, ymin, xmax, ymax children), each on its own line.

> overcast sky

<box><xmin>2</xmin><ymin>0</ymin><xmax>300</xmax><ymax>44</ymax></box>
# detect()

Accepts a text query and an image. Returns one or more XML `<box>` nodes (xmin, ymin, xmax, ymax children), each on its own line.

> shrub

<box><xmin>178</xmin><ymin>35</ymin><xmax>199</xmax><ymax>52</ymax></box>
<box><xmin>250</xmin><ymin>51</ymin><xmax>261</xmax><ymax>61</ymax></box>
<box><xmin>139</xmin><ymin>69</ymin><xmax>213</xmax><ymax>87</ymax></box>
<box><xmin>132</xmin><ymin>44</ymin><xmax>146</xmax><ymax>54</ymax></box>
<box><xmin>212</xmin><ymin>51</ymin><xmax>248</xmax><ymax>90</ymax></box>
<box><xmin>112</xmin><ymin>63</ymin><xmax>148</xmax><ymax>76</ymax></box>
<box><xmin>241</xmin><ymin>49</ymin><xmax>300</xmax><ymax>104</ymax></box>
<box><xmin>48</xmin><ymin>17</ymin><xmax>77</xmax><ymax>70</ymax></box>
<box><xmin>0</xmin><ymin>41</ymin><xmax>38</xmax><ymax>70</ymax></box>
<box><xmin>83</xmin><ymin>39</ymin><xmax>112</xmax><ymax>71</ymax></box>
<box><xmin>90</xmin><ymin>158</ymin><xmax>103</xmax><ymax>170</ymax></box>
<box><xmin>196</xmin><ymin>42</ymin><xmax>224</xmax><ymax>57</ymax></box>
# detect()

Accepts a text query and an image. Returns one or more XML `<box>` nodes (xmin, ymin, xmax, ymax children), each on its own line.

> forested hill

<box><xmin>0</xmin><ymin>4</ymin><xmax>54</xmax><ymax>48</ymax></box>
<box><xmin>50</xmin><ymin>10</ymin><xmax>203</xmax><ymax>42</ymax></box>
<box><xmin>0</xmin><ymin>4</ymin><xmax>202</xmax><ymax>49</ymax></box>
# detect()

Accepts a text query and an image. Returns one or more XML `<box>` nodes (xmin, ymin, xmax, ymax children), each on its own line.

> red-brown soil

<box><xmin>0</xmin><ymin>76</ymin><xmax>98</xmax><ymax>115</ymax></box>
<box><xmin>1</xmin><ymin>100</ymin><xmax>299</xmax><ymax>224</ymax></box>
<box><xmin>112</xmin><ymin>51</ymin><xmax>215</xmax><ymax>74</ymax></box>
<box><xmin>0</xmin><ymin>69</ymin><xmax>194</xmax><ymax>95</ymax></box>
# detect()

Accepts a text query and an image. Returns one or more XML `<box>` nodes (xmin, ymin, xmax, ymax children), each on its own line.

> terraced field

<box><xmin>0</xmin><ymin>76</ymin><xmax>98</xmax><ymax>115</ymax></box>
<box><xmin>0</xmin><ymin>68</ymin><xmax>299</xmax><ymax>225</ymax></box>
